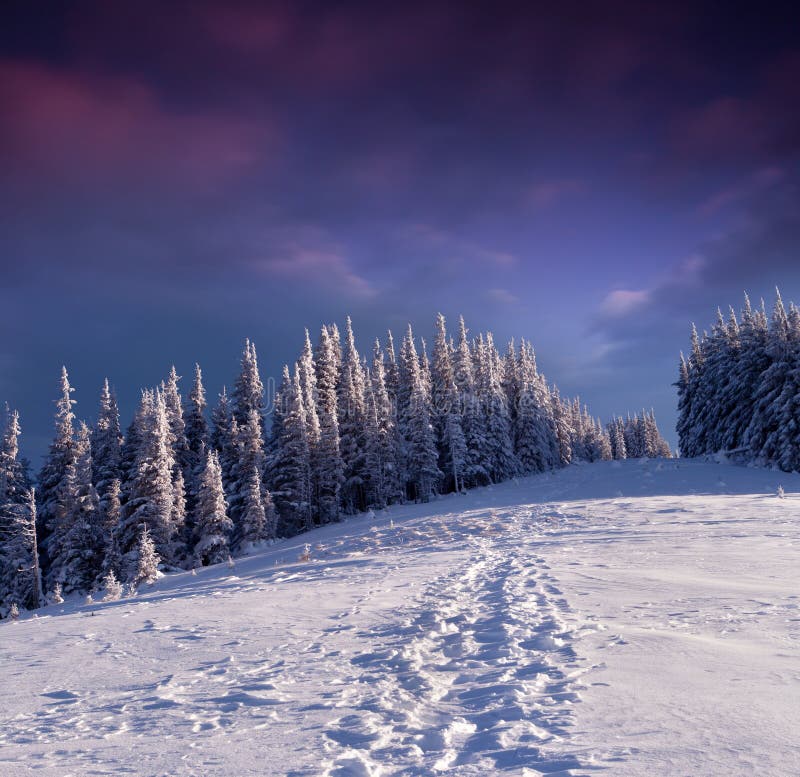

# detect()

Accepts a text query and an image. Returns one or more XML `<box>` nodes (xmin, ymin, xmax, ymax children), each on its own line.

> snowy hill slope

<box><xmin>1</xmin><ymin>459</ymin><xmax>799</xmax><ymax>776</ymax></box>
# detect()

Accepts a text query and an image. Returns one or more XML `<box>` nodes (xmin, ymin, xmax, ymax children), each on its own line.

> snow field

<box><xmin>1</xmin><ymin>458</ymin><xmax>798</xmax><ymax>776</ymax></box>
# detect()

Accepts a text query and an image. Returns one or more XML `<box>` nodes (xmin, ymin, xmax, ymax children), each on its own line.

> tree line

<box><xmin>1</xmin><ymin>313</ymin><xmax>670</xmax><ymax>616</ymax></box>
<box><xmin>677</xmin><ymin>289</ymin><xmax>800</xmax><ymax>468</ymax></box>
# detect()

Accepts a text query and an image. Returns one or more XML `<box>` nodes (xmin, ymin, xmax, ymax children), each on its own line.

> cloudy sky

<box><xmin>1</xmin><ymin>1</ymin><xmax>799</xmax><ymax>460</ymax></box>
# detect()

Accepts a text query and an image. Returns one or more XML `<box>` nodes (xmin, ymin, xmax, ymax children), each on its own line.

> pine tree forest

<box><xmin>677</xmin><ymin>289</ymin><xmax>800</xmax><ymax>470</ymax></box>
<box><xmin>0</xmin><ymin>314</ymin><xmax>670</xmax><ymax>615</ymax></box>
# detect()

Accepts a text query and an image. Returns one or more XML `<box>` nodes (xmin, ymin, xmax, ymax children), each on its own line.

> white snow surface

<box><xmin>2</xmin><ymin>459</ymin><xmax>799</xmax><ymax>776</ymax></box>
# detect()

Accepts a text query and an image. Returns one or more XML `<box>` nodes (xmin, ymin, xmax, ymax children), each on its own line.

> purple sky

<box><xmin>2</xmin><ymin>1</ymin><xmax>799</xmax><ymax>461</ymax></box>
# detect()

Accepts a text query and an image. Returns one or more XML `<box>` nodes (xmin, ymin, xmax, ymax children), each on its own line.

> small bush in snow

<box><xmin>298</xmin><ymin>543</ymin><xmax>311</xmax><ymax>562</ymax></box>
<box><xmin>102</xmin><ymin>570</ymin><xmax>123</xmax><ymax>602</ymax></box>
<box><xmin>135</xmin><ymin>525</ymin><xmax>160</xmax><ymax>586</ymax></box>
<box><xmin>49</xmin><ymin>583</ymin><xmax>64</xmax><ymax>605</ymax></box>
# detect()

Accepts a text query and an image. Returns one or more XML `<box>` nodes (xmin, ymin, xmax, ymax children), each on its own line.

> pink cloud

<box><xmin>527</xmin><ymin>179</ymin><xmax>587</xmax><ymax>208</ymax></box>
<box><xmin>487</xmin><ymin>288</ymin><xmax>519</xmax><ymax>305</ymax></box>
<box><xmin>198</xmin><ymin>4</ymin><xmax>450</xmax><ymax>92</ymax></box>
<box><xmin>672</xmin><ymin>54</ymin><xmax>800</xmax><ymax>164</ymax></box>
<box><xmin>256</xmin><ymin>245</ymin><xmax>376</xmax><ymax>299</ymax></box>
<box><xmin>402</xmin><ymin>224</ymin><xmax>516</xmax><ymax>268</ymax></box>
<box><xmin>698</xmin><ymin>166</ymin><xmax>784</xmax><ymax>217</ymax></box>
<box><xmin>0</xmin><ymin>60</ymin><xmax>273</xmax><ymax>191</ymax></box>
<box><xmin>600</xmin><ymin>289</ymin><xmax>651</xmax><ymax>318</ymax></box>
<box><xmin>674</xmin><ymin>97</ymin><xmax>769</xmax><ymax>158</ymax></box>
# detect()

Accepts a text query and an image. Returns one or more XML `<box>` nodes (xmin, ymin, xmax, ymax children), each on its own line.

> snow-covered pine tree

<box><xmin>400</xmin><ymin>326</ymin><xmax>441</xmax><ymax>501</ymax></box>
<box><xmin>162</xmin><ymin>366</ymin><xmax>190</xmax><ymax>475</ymax></box>
<box><xmin>453</xmin><ymin>317</ymin><xmax>490</xmax><ymax>487</ymax></box>
<box><xmin>725</xmin><ymin>294</ymin><xmax>770</xmax><ymax>451</ymax></box>
<box><xmin>514</xmin><ymin>341</ymin><xmax>558</xmax><ymax>472</ymax></box>
<box><xmin>101</xmin><ymin>568</ymin><xmax>122</xmax><ymax>602</ymax></box>
<box><xmin>607</xmin><ymin>416</ymin><xmax>627</xmax><ymax>460</ymax></box>
<box><xmin>1</xmin><ymin>476</ymin><xmax>42</xmax><ymax>615</ymax></box>
<box><xmin>52</xmin><ymin>422</ymin><xmax>104</xmax><ymax>592</ymax></box>
<box><xmin>237</xmin><ymin>466</ymin><xmax>275</xmax><ymax>548</ymax></box>
<box><xmin>210</xmin><ymin>387</ymin><xmax>238</xmax><ymax>501</ymax></box>
<box><xmin>549</xmin><ymin>386</ymin><xmax>573</xmax><ymax>467</ymax></box>
<box><xmin>37</xmin><ymin>367</ymin><xmax>77</xmax><ymax>582</ymax></box>
<box><xmin>747</xmin><ymin>291</ymin><xmax>796</xmax><ymax>467</ymax></box>
<box><xmin>682</xmin><ymin>324</ymin><xmax>709</xmax><ymax>457</ymax></box>
<box><xmin>329</xmin><ymin>323</ymin><xmax>342</xmax><ymax>378</ymax></box>
<box><xmin>16</xmin><ymin>488</ymin><xmax>43</xmax><ymax>610</ymax></box>
<box><xmin>184</xmin><ymin>364</ymin><xmax>209</xmax><ymax>501</ymax></box>
<box><xmin>270</xmin><ymin>365</ymin><xmax>312</xmax><ymax>535</ymax></box>
<box><xmin>91</xmin><ymin>379</ymin><xmax>122</xmax><ymax>523</ymax></box>
<box><xmin>118</xmin><ymin>390</ymin><xmax>177</xmax><ymax>573</ymax></box>
<box><xmin>171</xmin><ymin>467</ymin><xmax>187</xmax><ymax>556</ymax></box>
<box><xmin>623</xmin><ymin>413</ymin><xmax>644</xmax><ymax>458</ymax></box>
<box><xmin>226</xmin><ymin>342</ymin><xmax>271</xmax><ymax>545</ymax></box>
<box><xmin>337</xmin><ymin>318</ymin><xmax>368</xmax><ymax>513</ymax></box>
<box><xmin>675</xmin><ymin>353</ymin><xmax>692</xmax><ymax>456</ymax></box>
<box><xmin>313</xmin><ymin>326</ymin><xmax>344</xmax><ymax>524</ymax></box>
<box><xmin>194</xmin><ymin>449</ymin><xmax>233</xmax><ymax>566</ymax></box>
<box><xmin>101</xmin><ymin>477</ymin><xmax>122</xmax><ymax>575</ymax></box>
<box><xmin>384</xmin><ymin>329</ymin><xmax>401</xmax><ymax>410</ymax></box>
<box><xmin>775</xmin><ymin>305</ymin><xmax>800</xmax><ymax>472</ymax></box>
<box><xmin>0</xmin><ymin>408</ymin><xmax>27</xmax><ymax>612</ymax></box>
<box><xmin>299</xmin><ymin>329</ymin><xmax>321</xmax><ymax>525</ymax></box>
<box><xmin>232</xmin><ymin>340</ymin><xmax>265</xmax><ymax>425</ymax></box>
<box><xmin>478</xmin><ymin>332</ymin><xmax>519</xmax><ymax>482</ymax></box>
<box><xmin>134</xmin><ymin>524</ymin><xmax>160</xmax><ymax>585</ymax></box>
<box><xmin>431</xmin><ymin>314</ymin><xmax>467</xmax><ymax>493</ymax></box>
<box><xmin>363</xmin><ymin>380</ymin><xmax>386</xmax><ymax>508</ymax></box>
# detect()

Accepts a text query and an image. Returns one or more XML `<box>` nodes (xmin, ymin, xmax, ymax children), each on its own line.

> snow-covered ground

<box><xmin>1</xmin><ymin>459</ymin><xmax>798</xmax><ymax>776</ymax></box>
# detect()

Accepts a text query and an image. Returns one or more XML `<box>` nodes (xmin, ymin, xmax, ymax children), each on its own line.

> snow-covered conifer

<box><xmin>431</xmin><ymin>314</ymin><xmax>467</xmax><ymax>493</ymax></box>
<box><xmin>92</xmin><ymin>379</ymin><xmax>122</xmax><ymax>518</ymax></box>
<box><xmin>134</xmin><ymin>525</ymin><xmax>160</xmax><ymax>585</ymax></box>
<box><xmin>118</xmin><ymin>390</ymin><xmax>176</xmax><ymax>568</ymax></box>
<box><xmin>314</xmin><ymin>326</ymin><xmax>344</xmax><ymax>524</ymax></box>
<box><xmin>194</xmin><ymin>450</ymin><xmax>233</xmax><ymax>566</ymax></box>
<box><xmin>453</xmin><ymin>317</ymin><xmax>490</xmax><ymax>486</ymax></box>
<box><xmin>233</xmin><ymin>340</ymin><xmax>265</xmax><ymax>424</ymax></box>
<box><xmin>52</xmin><ymin>423</ymin><xmax>104</xmax><ymax>592</ymax></box>
<box><xmin>38</xmin><ymin>368</ymin><xmax>77</xmax><ymax>578</ymax></box>
<box><xmin>270</xmin><ymin>366</ymin><xmax>311</xmax><ymax>534</ymax></box>
<box><xmin>102</xmin><ymin>569</ymin><xmax>123</xmax><ymax>602</ymax></box>
<box><xmin>184</xmin><ymin>364</ymin><xmax>209</xmax><ymax>500</ymax></box>
<box><xmin>400</xmin><ymin>327</ymin><xmax>441</xmax><ymax>501</ymax></box>
<box><xmin>338</xmin><ymin>318</ymin><xmax>367</xmax><ymax>513</ymax></box>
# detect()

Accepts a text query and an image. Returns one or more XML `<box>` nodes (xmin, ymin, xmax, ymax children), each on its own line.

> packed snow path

<box><xmin>1</xmin><ymin>459</ymin><xmax>799</xmax><ymax>776</ymax></box>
